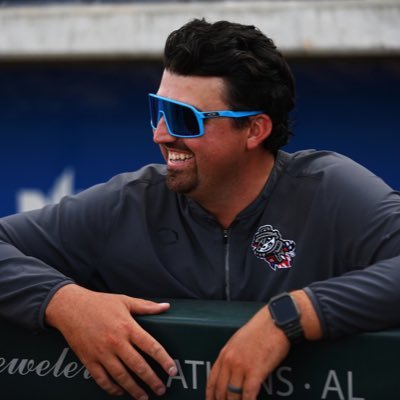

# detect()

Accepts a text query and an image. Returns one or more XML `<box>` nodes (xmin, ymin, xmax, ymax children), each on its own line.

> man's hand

<box><xmin>45</xmin><ymin>284</ymin><xmax>177</xmax><ymax>399</ymax></box>
<box><xmin>206</xmin><ymin>290</ymin><xmax>322</xmax><ymax>400</ymax></box>
<box><xmin>205</xmin><ymin>304</ymin><xmax>290</xmax><ymax>400</ymax></box>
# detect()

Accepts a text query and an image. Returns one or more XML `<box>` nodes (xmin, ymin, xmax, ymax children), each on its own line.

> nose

<box><xmin>153</xmin><ymin>116</ymin><xmax>176</xmax><ymax>145</ymax></box>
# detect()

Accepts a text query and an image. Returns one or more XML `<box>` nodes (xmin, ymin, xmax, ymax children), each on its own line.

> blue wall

<box><xmin>0</xmin><ymin>58</ymin><xmax>399</xmax><ymax>216</ymax></box>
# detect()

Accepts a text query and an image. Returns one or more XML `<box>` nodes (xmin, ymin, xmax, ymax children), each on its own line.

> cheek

<box><xmin>185</xmin><ymin>121</ymin><xmax>247</xmax><ymax>163</ymax></box>
<box><xmin>159</xmin><ymin>145</ymin><xmax>168</xmax><ymax>161</ymax></box>
<box><xmin>189</xmin><ymin>139</ymin><xmax>228</xmax><ymax>164</ymax></box>
<box><xmin>194</xmin><ymin>142</ymin><xmax>242</xmax><ymax>176</ymax></box>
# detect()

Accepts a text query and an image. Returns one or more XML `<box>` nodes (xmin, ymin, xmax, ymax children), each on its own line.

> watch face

<box><xmin>270</xmin><ymin>295</ymin><xmax>299</xmax><ymax>325</ymax></box>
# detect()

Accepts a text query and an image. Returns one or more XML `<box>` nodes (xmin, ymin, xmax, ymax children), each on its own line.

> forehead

<box><xmin>156</xmin><ymin>70</ymin><xmax>228</xmax><ymax>110</ymax></box>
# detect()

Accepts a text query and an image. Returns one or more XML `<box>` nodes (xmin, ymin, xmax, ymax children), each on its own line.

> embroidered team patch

<box><xmin>251</xmin><ymin>225</ymin><xmax>296</xmax><ymax>271</ymax></box>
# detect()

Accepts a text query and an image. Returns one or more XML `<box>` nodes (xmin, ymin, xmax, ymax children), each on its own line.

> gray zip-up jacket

<box><xmin>0</xmin><ymin>150</ymin><xmax>399</xmax><ymax>338</ymax></box>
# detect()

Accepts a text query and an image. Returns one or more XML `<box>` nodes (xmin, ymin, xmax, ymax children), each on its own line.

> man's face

<box><xmin>153</xmin><ymin>70</ymin><xmax>250</xmax><ymax>200</ymax></box>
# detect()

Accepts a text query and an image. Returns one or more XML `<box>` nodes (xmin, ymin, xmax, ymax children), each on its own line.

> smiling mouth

<box><xmin>167</xmin><ymin>149</ymin><xmax>194</xmax><ymax>163</ymax></box>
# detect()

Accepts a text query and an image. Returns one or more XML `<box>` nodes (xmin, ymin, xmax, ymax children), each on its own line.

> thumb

<box><xmin>126</xmin><ymin>297</ymin><xmax>171</xmax><ymax>315</ymax></box>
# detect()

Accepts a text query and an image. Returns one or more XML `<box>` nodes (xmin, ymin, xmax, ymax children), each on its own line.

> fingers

<box><xmin>99</xmin><ymin>316</ymin><xmax>176</xmax><ymax>399</ymax></box>
<box><xmin>241</xmin><ymin>376</ymin><xmax>263</xmax><ymax>400</ymax></box>
<box><xmin>89</xmin><ymin>362</ymin><xmax>125</xmax><ymax>397</ymax></box>
<box><xmin>226</xmin><ymin>370</ymin><xmax>244</xmax><ymax>400</ymax></box>
<box><xmin>101</xmin><ymin>354</ymin><xmax>163</xmax><ymax>400</ymax></box>
<box><xmin>129</xmin><ymin>319</ymin><xmax>177</xmax><ymax>377</ymax></box>
<box><xmin>206</xmin><ymin>357</ymin><xmax>218</xmax><ymax>399</ymax></box>
<box><xmin>54</xmin><ymin>291</ymin><xmax>177</xmax><ymax>399</ymax></box>
<box><xmin>207</xmin><ymin>363</ymin><xmax>260</xmax><ymax>400</ymax></box>
<box><xmin>206</xmin><ymin>305</ymin><xmax>291</xmax><ymax>400</ymax></box>
<box><xmin>214</xmin><ymin>362</ymin><xmax>232</xmax><ymax>400</ymax></box>
<box><xmin>118</xmin><ymin>339</ymin><xmax>168</xmax><ymax>397</ymax></box>
<box><xmin>127</xmin><ymin>298</ymin><xmax>171</xmax><ymax>315</ymax></box>
<box><xmin>87</xmin><ymin>333</ymin><xmax>174</xmax><ymax>399</ymax></box>
<box><xmin>206</xmin><ymin>356</ymin><xmax>246</xmax><ymax>400</ymax></box>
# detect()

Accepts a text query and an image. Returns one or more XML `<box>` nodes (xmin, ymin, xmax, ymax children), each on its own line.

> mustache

<box><xmin>163</xmin><ymin>144</ymin><xmax>191</xmax><ymax>152</ymax></box>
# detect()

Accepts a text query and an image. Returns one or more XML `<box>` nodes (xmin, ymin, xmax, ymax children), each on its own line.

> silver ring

<box><xmin>227</xmin><ymin>384</ymin><xmax>243</xmax><ymax>394</ymax></box>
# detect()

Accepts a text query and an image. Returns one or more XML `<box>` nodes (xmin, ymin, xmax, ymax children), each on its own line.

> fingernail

<box><xmin>138</xmin><ymin>396</ymin><xmax>148</xmax><ymax>400</ymax></box>
<box><xmin>156</xmin><ymin>386</ymin><xmax>166</xmax><ymax>396</ymax></box>
<box><xmin>168</xmin><ymin>366</ymin><xmax>177</xmax><ymax>376</ymax></box>
<box><xmin>113</xmin><ymin>388</ymin><xmax>124</xmax><ymax>396</ymax></box>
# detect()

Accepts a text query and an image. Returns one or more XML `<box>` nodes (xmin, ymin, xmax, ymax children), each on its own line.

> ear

<box><xmin>246</xmin><ymin>114</ymin><xmax>273</xmax><ymax>150</ymax></box>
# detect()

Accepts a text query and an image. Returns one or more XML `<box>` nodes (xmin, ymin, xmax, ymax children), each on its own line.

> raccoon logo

<box><xmin>251</xmin><ymin>225</ymin><xmax>296</xmax><ymax>271</ymax></box>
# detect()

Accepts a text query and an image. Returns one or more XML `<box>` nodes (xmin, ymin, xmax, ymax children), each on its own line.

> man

<box><xmin>0</xmin><ymin>18</ymin><xmax>399</xmax><ymax>400</ymax></box>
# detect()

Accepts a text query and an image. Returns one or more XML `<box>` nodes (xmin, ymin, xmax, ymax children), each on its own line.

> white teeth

<box><xmin>168</xmin><ymin>151</ymin><xmax>193</xmax><ymax>161</ymax></box>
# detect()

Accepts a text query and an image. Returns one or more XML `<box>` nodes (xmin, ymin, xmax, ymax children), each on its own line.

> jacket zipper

<box><xmin>223</xmin><ymin>229</ymin><xmax>231</xmax><ymax>301</ymax></box>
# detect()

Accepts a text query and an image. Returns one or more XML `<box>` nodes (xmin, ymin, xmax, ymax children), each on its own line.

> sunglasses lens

<box><xmin>149</xmin><ymin>96</ymin><xmax>201</xmax><ymax>137</ymax></box>
<box><xmin>149</xmin><ymin>96</ymin><xmax>160</xmax><ymax>129</ymax></box>
<box><xmin>166</xmin><ymin>102</ymin><xmax>200</xmax><ymax>136</ymax></box>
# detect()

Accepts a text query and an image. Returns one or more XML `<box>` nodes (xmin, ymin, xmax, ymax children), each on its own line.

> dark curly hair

<box><xmin>163</xmin><ymin>18</ymin><xmax>295</xmax><ymax>152</ymax></box>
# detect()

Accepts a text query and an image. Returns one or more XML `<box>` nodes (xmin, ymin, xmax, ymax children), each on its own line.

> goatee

<box><xmin>166</xmin><ymin>169</ymin><xmax>198</xmax><ymax>194</ymax></box>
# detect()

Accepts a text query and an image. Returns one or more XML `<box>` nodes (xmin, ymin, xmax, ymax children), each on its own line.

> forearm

<box><xmin>290</xmin><ymin>289</ymin><xmax>323</xmax><ymax>341</ymax></box>
<box><xmin>45</xmin><ymin>283</ymin><xmax>86</xmax><ymax>331</ymax></box>
<box><xmin>0</xmin><ymin>198</ymin><xmax>106</xmax><ymax>332</ymax></box>
<box><xmin>0</xmin><ymin>241</ymin><xmax>74</xmax><ymax>332</ymax></box>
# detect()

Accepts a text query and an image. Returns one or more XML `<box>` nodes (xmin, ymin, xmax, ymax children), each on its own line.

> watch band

<box><xmin>284</xmin><ymin>319</ymin><xmax>304</xmax><ymax>344</ymax></box>
<box><xmin>268</xmin><ymin>292</ymin><xmax>304</xmax><ymax>344</ymax></box>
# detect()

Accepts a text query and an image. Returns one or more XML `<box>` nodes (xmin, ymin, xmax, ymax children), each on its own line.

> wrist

<box><xmin>289</xmin><ymin>290</ymin><xmax>323</xmax><ymax>341</ymax></box>
<box><xmin>267</xmin><ymin>290</ymin><xmax>323</xmax><ymax>343</ymax></box>
<box><xmin>45</xmin><ymin>283</ymin><xmax>84</xmax><ymax>330</ymax></box>
<box><xmin>268</xmin><ymin>292</ymin><xmax>304</xmax><ymax>344</ymax></box>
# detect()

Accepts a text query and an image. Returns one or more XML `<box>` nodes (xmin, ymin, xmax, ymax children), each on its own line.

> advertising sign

<box><xmin>0</xmin><ymin>299</ymin><xmax>398</xmax><ymax>399</ymax></box>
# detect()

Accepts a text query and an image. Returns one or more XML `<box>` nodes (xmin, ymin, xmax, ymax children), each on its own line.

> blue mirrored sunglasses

<box><xmin>149</xmin><ymin>93</ymin><xmax>263</xmax><ymax>138</ymax></box>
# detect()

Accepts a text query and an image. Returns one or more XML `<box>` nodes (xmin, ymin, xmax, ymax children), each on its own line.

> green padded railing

<box><xmin>0</xmin><ymin>299</ymin><xmax>398</xmax><ymax>399</ymax></box>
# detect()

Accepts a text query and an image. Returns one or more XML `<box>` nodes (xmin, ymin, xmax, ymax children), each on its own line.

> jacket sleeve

<box><xmin>304</xmin><ymin>166</ymin><xmax>400</xmax><ymax>338</ymax></box>
<box><xmin>305</xmin><ymin>253</ymin><xmax>400</xmax><ymax>338</ymax></box>
<box><xmin>0</xmin><ymin>177</ymin><xmax>122</xmax><ymax>333</ymax></box>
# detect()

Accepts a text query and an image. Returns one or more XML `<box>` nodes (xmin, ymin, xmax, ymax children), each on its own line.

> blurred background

<box><xmin>0</xmin><ymin>0</ymin><xmax>399</xmax><ymax>216</ymax></box>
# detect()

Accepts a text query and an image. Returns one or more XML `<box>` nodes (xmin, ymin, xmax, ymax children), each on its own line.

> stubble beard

<box><xmin>166</xmin><ymin>167</ymin><xmax>199</xmax><ymax>194</ymax></box>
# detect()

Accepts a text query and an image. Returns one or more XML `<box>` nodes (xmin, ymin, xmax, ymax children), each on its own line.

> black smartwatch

<box><xmin>268</xmin><ymin>292</ymin><xmax>304</xmax><ymax>344</ymax></box>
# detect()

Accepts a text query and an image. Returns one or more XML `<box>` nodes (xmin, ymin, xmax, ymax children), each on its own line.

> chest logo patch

<box><xmin>251</xmin><ymin>225</ymin><xmax>296</xmax><ymax>271</ymax></box>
